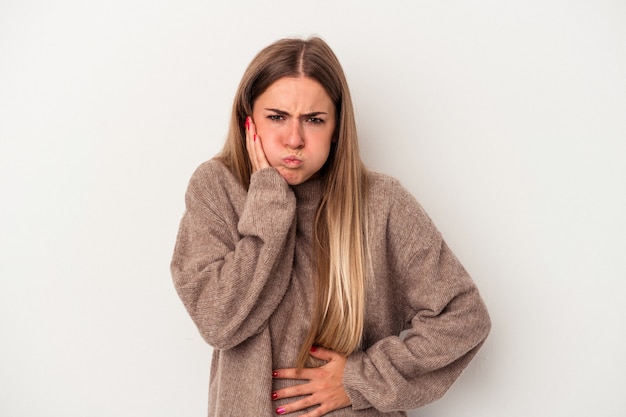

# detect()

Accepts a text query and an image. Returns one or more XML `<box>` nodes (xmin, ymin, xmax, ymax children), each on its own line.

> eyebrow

<box><xmin>264</xmin><ymin>108</ymin><xmax>328</xmax><ymax>117</ymax></box>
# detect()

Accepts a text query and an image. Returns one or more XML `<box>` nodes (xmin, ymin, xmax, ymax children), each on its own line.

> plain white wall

<box><xmin>1</xmin><ymin>1</ymin><xmax>625</xmax><ymax>416</ymax></box>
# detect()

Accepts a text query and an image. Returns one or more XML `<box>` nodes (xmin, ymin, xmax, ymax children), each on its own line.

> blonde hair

<box><xmin>217</xmin><ymin>37</ymin><xmax>369</xmax><ymax>368</ymax></box>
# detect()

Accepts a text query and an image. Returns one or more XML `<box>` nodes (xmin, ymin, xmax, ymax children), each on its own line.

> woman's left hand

<box><xmin>272</xmin><ymin>347</ymin><xmax>351</xmax><ymax>416</ymax></box>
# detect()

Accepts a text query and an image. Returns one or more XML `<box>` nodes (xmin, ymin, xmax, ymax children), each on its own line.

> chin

<box><xmin>284</xmin><ymin>177</ymin><xmax>305</xmax><ymax>186</ymax></box>
<box><xmin>280</xmin><ymin>172</ymin><xmax>308</xmax><ymax>186</ymax></box>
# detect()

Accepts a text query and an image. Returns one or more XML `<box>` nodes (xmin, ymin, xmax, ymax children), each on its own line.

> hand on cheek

<box><xmin>271</xmin><ymin>347</ymin><xmax>351</xmax><ymax>416</ymax></box>
<box><xmin>245</xmin><ymin>116</ymin><xmax>270</xmax><ymax>173</ymax></box>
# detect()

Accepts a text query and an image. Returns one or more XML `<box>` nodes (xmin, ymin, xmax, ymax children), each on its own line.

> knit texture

<box><xmin>171</xmin><ymin>159</ymin><xmax>491</xmax><ymax>416</ymax></box>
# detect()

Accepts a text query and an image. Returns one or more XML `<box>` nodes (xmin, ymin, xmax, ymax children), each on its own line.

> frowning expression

<box><xmin>252</xmin><ymin>76</ymin><xmax>336</xmax><ymax>185</ymax></box>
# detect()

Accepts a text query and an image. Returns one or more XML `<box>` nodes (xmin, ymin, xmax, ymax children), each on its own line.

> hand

<box><xmin>271</xmin><ymin>347</ymin><xmax>351</xmax><ymax>416</ymax></box>
<box><xmin>245</xmin><ymin>116</ymin><xmax>271</xmax><ymax>173</ymax></box>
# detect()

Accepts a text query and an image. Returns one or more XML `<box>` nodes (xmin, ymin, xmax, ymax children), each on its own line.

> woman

<box><xmin>171</xmin><ymin>36</ymin><xmax>490</xmax><ymax>416</ymax></box>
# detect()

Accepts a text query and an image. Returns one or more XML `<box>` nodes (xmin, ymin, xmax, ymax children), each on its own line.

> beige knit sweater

<box><xmin>171</xmin><ymin>160</ymin><xmax>490</xmax><ymax>416</ymax></box>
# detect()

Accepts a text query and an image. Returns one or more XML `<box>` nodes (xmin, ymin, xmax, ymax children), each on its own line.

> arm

<box><xmin>343</xmin><ymin>182</ymin><xmax>491</xmax><ymax>412</ymax></box>
<box><xmin>171</xmin><ymin>162</ymin><xmax>297</xmax><ymax>350</ymax></box>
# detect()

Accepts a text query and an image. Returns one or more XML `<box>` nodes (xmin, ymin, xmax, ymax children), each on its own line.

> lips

<box><xmin>282</xmin><ymin>156</ymin><xmax>303</xmax><ymax>167</ymax></box>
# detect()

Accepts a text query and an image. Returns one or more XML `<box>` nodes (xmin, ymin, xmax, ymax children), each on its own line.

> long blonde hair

<box><xmin>217</xmin><ymin>37</ymin><xmax>369</xmax><ymax>367</ymax></box>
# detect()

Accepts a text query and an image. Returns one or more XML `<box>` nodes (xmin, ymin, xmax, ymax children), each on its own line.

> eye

<box><xmin>306</xmin><ymin>117</ymin><xmax>325</xmax><ymax>125</ymax></box>
<box><xmin>267</xmin><ymin>114</ymin><xmax>285</xmax><ymax>122</ymax></box>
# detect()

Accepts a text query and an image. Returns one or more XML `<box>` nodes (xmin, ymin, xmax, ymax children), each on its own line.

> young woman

<box><xmin>171</xmin><ymin>36</ymin><xmax>491</xmax><ymax>417</ymax></box>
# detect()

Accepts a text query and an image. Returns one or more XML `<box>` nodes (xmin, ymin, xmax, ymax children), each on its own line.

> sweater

<box><xmin>171</xmin><ymin>159</ymin><xmax>491</xmax><ymax>416</ymax></box>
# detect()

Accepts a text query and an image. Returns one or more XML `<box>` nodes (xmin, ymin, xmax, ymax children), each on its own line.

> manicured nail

<box><xmin>253</xmin><ymin>134</ymin><xmax>257</xmax><ymax>142</ymax></box>
<box><xmin>276</xmin><ymin>407</ymin><xmax>285</xmax><ymax>415</ymax></box>
<box><xmin>310</xmin><ymin>346</ymin><xmax>317</xmax><ymax>352</ymax></box>
<box><xmin>244</xmin><ymin>117</ymin><xmax>250</xmax><ymax>129</ymax></box>
<box><xmin>272</xmin><ymin>371</ymin><xmax>278</xmax><ymax>378</ymax></box>
<box><xmin>271</xmin><ymin>392</ymin><xmax>278</xmax><ymax>400</ymax></box>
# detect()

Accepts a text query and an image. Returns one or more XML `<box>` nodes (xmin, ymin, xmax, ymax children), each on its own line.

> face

<box><xmin>252</xmin><ymin>76</ymin><xmax>336</xmax><ymax>185</ymax></box>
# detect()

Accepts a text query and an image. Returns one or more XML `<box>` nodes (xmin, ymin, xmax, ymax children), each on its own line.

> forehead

<box><xmin>255</xmin><ymin>76</ymin><xmax>334</xmax><ymax>111</ymax></box>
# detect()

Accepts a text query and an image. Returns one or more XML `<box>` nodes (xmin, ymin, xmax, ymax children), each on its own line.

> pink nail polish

<box><xmin>276</xmin><ymin>407</ymin><xmax>285</xmax><ymax>415</ymax></box>
<box><xmin>310</xmin><ymin>346</ymin><xmax>317</xmax><ymax>352</ymax></box>
<box><xmin>271</xmin><ymin>392</ymin><xmax>278</xmax><ymax>400</ymax></box>
<box><xmin>253</xmin><ymin>134</ymin><xmax>257</xmax><ymax>142</ymax></box>
<box><xmin>244</xmin><ymin>117</ymin><xmax>250</xmax><ymax>129</ymax></box>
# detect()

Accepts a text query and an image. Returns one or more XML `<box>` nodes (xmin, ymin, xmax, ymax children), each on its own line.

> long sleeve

<box><xmin>171</xmin><ymin>162</ymin><xmax>297</xmax><ymax>350</ymax></box>
<box><xmin>342</xmin><ymin>178</ymin><xmax>491</xmax><ymax>412</ymax></box>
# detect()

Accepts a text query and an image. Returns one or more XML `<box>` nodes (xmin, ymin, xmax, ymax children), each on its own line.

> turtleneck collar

<box><xmin>290</xmin><ymin>175</ymin><xmax>325</xmax><ymax>205</ymax></box>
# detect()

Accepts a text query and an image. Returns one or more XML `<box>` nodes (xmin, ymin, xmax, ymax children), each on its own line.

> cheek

<box><xmin>252</xmin><ymin>115</ymin><xmax>271</xmax><ymax>136</ymax></box>
<box><xmin>253</xmin><ymin>120</ymin><xmax>277</xmax><ymax>142</ymax></box>
<box><xmin>257</xmin><ymin>133</ymin><xmax>283</xmax><ymax>163</ymax></box>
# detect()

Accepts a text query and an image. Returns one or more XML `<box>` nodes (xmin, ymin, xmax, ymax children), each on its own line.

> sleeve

<box><xmin>342</xmin><ymin>181</ymin><xmax>491</xmax><ymax>412</ymax></box>
<box><xmin>170</xmin><ymin>164</ymin><xmax>297</xmax><ymax>350</ymax></box>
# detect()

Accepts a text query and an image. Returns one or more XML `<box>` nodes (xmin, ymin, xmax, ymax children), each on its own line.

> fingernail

<box><xmin>253</xmin><ymin>134</ymin><xmax>257</xmax><ymax>142</ymax></box>
<box><xmin>272</xmin><ymin>371</ymin><xmax>278</xmax><ymax>378</ymax></box>
<box><xmin>276</xmin><ymin>407</ymin><xmax>285</xmax><ymax>415</ymax></box>
<box><xmin>271</xmin><ymin>392</ymin><xmax>278</xmax><ymax>400</ymax></box>
<box><xmin>310</xmin><ymin>346</ymin><xmax>317</xmax><ymax>352</ymax></box>
<box><xmin>244</xmin><ymin>116</ymin><xmax>250</xmax><ymax>129</ymax></box>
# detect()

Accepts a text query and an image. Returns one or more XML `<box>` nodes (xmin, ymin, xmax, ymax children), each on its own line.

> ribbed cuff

<box><xmin>343</xmin><ymin>351</ymin><xmax>373</xmax><ymax>411</ymax></box>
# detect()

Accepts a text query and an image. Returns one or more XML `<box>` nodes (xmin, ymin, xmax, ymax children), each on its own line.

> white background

<box><xmin>1</xmin><ymin>1</ymin><xmax>625</xmax><ymax>416</ymax></box>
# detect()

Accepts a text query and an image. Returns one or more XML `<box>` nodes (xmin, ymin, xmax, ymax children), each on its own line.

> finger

<box><xmin>274</xmin><ymin>394</ymin><xmax>321</xmax><ymax>416</ymax></box>
<box><xmin>253</xmin><ymin>132</ymin><xmax>270</xmax><ymax>170</ymax></box>
<box><xmin>245</xmin><ymin>117</ymin><xmax>270</xmax><ymax>172</ymax></box>
<box><xmin>245</xmin><ymin>117</ymin><xmax>259</xmax><ymax>169</ymax></box>
<box><xmin>273</xmin><ymin>367</ymin><xmax>321</xmax><ymax>380</ymax></box>
<box><xmin>272</xmin><ymin>381</ymin><xmax>314</xmax><ymax>401</ymax></box>
<box><xmin>275</xmin><ymin>390</ymin><xmax>347</xmax><ymax>416</ymax></box>
<box><xmin>246</xmin><ymin>115</ymin><xmax>256</xmax><ymax>142</ymax></box>
<box><xmin>308</xmin><ymin>346</ymin><xmax>344</xmax><ymax>362</ymax></box>
<box><xmin>244</xmin><ymin>116</ymin><xmax>257</xmax><ymax>168</ymax></box>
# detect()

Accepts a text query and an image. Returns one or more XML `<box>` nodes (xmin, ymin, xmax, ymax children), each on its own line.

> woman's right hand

<box><xmin>245</xmin><ymin>116</ymin><xmax>271</xmax><ymax>173</ymax></box>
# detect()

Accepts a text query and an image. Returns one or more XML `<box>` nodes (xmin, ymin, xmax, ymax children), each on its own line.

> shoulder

<box><xmin>184</xmin><ymin>159</ymin><xmax>247</xmax><ymax>212</ymax></box>
<box><xmin>366</xmin><ymin>170</ymin><xmax>398</xmax><ymax>190</ymax></box>
<box><xmin>187</xmin><ymin>159</ymin><xmax>243</xmax><ymax>194</ymax></box>
<box><xmin>365</xmin><ymin>170</ymin><xmax>437</xmax><ymax>245</ymax></box>
<box><xmin>190</xmin><ymin>159</ymin><xmax>237</xmax><ymax>184</ymax></box>
<box><xmin>366</xmin><ymin>171</ymin><xmax>427</xmax><ymax>217</ymax></box>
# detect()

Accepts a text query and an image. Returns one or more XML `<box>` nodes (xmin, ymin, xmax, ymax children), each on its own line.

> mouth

<box><xmin>282</xmin><ymin>156</ymin><xmax>303</xmax><ymax>168</ymax></box>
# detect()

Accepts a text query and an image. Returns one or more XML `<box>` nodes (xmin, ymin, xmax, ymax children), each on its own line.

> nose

<box><xmin>284</xmin><ymin>119</ymin><xmax>304</xmax><ymax>149</ymax></box>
